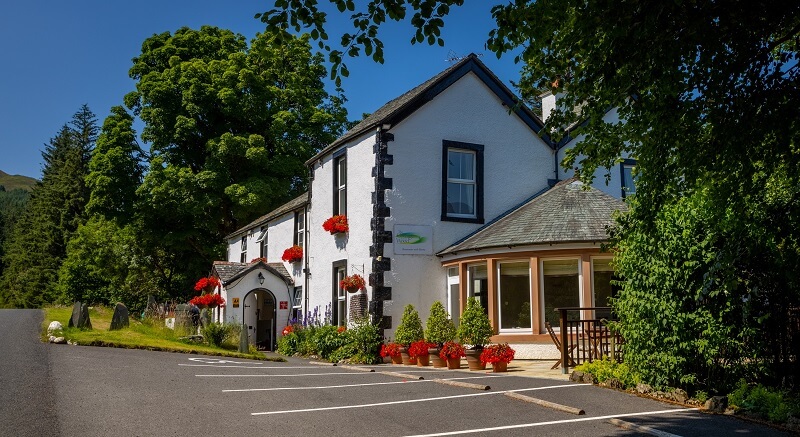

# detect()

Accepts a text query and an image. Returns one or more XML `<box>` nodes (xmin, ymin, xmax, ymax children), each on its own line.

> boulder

<box><xmin>110</xmin><ymin>303</ymin><xmax>129</xmax><ymax>330</ymax></box>
<box><xmin>144</xmin><ymin>295</ymin><xmax>159</xmax><ymax>318</ymax></box>
<box><xmin>670</xmin><ymin>388</ymin><xmax>689</xmax><ymax>404</ymax></box>
<box><xmin>49</xmin><ymin>336</ymin><xmax>66</xmax><ymax>344</ymax></box>
<box><xmin>47</xmin><ymin>321</ymin><xmax>63</xmax><ymax>335</ymax></box>
<box><xmin>582</xmin><ymin>373</ymin><xmax>596</xmax><ymax>384</ymax></box>
<box><xmin>705</xmin><ymin>396</ymin><xmax>728</xmax><ymax>413</ymax></box>
<box><xmin>79</xmin><ymin>303</ymin><xmax>92</xmax><ymax>329</ymax></box>
<box><xmin>68</xmin><ymin>301</ymin><xmax>82</xmax><ymax>328</ymax></box>
<box><xmin>68</xmin><ymin>302</ymin><xmax>91</xmax><ymax>329</ymax></box>
<box><xmin>606</xmin><ymin>378</ymin><xmax>624</xmax><ymax>390</ymax></box>
<box><xmin>636</xmin><ymin>383</ymin><xmax>653</xmax><ymax>394</ymax></box>
<box><xmin>569</xmin><ymin>371</ymin><xmax>585</xmax><ymax>382</ymax></box>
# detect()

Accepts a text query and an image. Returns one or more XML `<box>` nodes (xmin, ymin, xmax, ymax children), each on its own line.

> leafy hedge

<box><xmin>276</xmin><ymin>319</ymin><xmax>381</xmax><ymax>364</ymax></box>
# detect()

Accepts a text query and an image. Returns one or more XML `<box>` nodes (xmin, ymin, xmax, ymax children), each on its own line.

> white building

<box><xmin>210</xmin><ymin>55</ymin><xmax>631</xmax><ymax>355</ymax></box>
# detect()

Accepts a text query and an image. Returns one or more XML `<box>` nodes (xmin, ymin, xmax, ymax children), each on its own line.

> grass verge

<box><xmin>42</xmin><ymin>305</ymin><xmax>285</xmax><ymax>362</ymax></box>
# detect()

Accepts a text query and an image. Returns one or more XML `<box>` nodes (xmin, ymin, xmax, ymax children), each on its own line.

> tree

<box><xmin>122</xmin><ymin>26</ymin><xmax>349</xmax><ymax>298</ymax></box>
<box><xmin>0</xmin><ymin>187</ymin><xmax>30</xmax><ymax>279</ymax></box>
<box><xmin>263</xmin><ymin>1</ymin><xmax>800</xmax><ymax>390</ymax></box>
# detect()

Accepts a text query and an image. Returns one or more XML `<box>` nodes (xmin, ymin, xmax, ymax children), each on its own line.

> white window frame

<box><xmin>295</xmin><ymin>210</ymin><xmax>305</xmax><ymax>249</ymax></box>
<box><xmin>446</xmin><ymin>267</ymin><xmax>460</xmax><ymax>327</ymax></box>
<box><xmin>497</xmin><ymin>260</ymin><xmax>532</xmax><ymax>333</ymax></box>
<box><xmin>240</xmin><ymin>236</ymin><xmax>247</xmax><ymax>263</ymax></box>
<box><xmin>446</xmin><ymin>149</ymin><xmax>477</xmax><ymax>219</ymax></box>
<box><xmin>539</xmin><ymin>257</ymin><xmax>583</xmax><ymax>332</ymax></box>
<box><xmin>590</xmin><ymin>257</ymin><xmax>614</xmax><ymax>307</ymax></box>
<box><xmin>336</xmin><ymin>267</ymin><xmax>347</xmax><ymax>327</ymax></box>
<box><xmin>256</xmin><ymin>226</ymin><xmax>268</xmax><ymax>259</ymax></box>
<box><xmin>335</xmin><ymin>155</ymin><xmax>347</xmax><ymax>216</ymax></box>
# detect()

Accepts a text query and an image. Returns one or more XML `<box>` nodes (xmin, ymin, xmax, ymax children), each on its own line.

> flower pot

<box><xmin>446</xmin><ymin>357</ymin><xmax>461</xmax><ymax>369</ymax></box>
<box><xmin>399</xmin><ymin>348</ymin><xmax>417</xmax><ymax>365</ymax></box>
<box><xmin>465</xmin><ymin>349</ymin><xmax>486</xmax><ymax>371</ymax></box>
<box><xmin>390</xmin><ymin>355</ymin><xmax>403</xmax><ymax>365</ymax></box>
<box><xmin>346</xmin><ymin>287</ymin><xmax>360</xmax><ymax>294</ymax></box>
<box><xmin>429</xmin><ymin>347</ymin><xmax>446</xmax><ymax>368</ymax></box>
<box><xmin>491</xmin><ymin>361</ymin><xmax>508</xmax><ymax>373</ymax></box>
<box><xmin>416</xmin><ymin>353</ymin><xmax>430</xmax><ymax>367</ymax></box>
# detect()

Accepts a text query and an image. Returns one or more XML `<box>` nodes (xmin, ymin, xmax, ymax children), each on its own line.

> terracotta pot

<box><xmin>429</xmin><ymin>347</ymin><xmax>446</xmax><ymax>368</ymax></box>
<box><xmin>446</xmin><ymin>357</ymin><xmax>461</xmax><ymax>369</ymax></box>
<box><xmin>416</xmin><ymin>353</ymin><xmax>430</xmax><ymax>367</ymax></box>
<box><xmin>465</xmin><ymin>349</ymin><xmax>486</xmax><ymax>371</ymax></box>
<box><xmin>491</xmin><ymin>361</ymin><xmax>508</xmax><ymax>373</ymax></box>
<box><xmin>390</xmin><ymin>355</ymin><xmax>403</xmax><ymax>365</ymax></box>
<box><xmin>399</xmin><ymin>348</ymin><xmax>417</xmax><ymax>365</ymax></box>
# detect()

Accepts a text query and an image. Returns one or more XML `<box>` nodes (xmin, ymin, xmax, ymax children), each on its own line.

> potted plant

<box><xmin>395</xmin><ymin>304</ymin><xmax>424</xmax><ymax>365</ymax></box>
<box><xmin>322</xmin><ymin>215</ymin><xmax>348</xmax><ymax>234</ymax></box>
<box><xmin>189</xmin><ymin>293</ymin><xmax>225</xmax><ymax>309</ymax></box>
<box><xmin>339</xmin><ymin>274</ymin><xmax>366</xmax><ymax>293</ymax></box>
<box><xmin>281</xmin><ymin>245</ymin><xmax>303</xmax><ymax>263</ymax></box>
<box><xmin>425</xmin><ymin>301</ymin><xmax>457</xmax><ymax>368</ymax></box>
<box><xmin>380</xmin><ymin>342</ymin><xmax>403</xmax><ymax>364</ymax></box>
<box><xmin>194</xmin><ymin>276</ymin><xmax>220</xmax><ymax>293</ymax></box>
<box><xmin>480</xmin><ymin>343</ymin><xmax>516</xmax><ymax>372</ymax></box>
<box><xmin>456</xmin><ymin>297</ymin><xmax>493</xmax><ymax>370</ymax></box>
<box><xmin>408</xmin><ymin>340</ymin><xmax>435</xmax><ymax>367</ymax></box>
<box><xmin>439</xmin><ymin>341</ymin><xmax>466</xmax><ymax>369</ymax></box>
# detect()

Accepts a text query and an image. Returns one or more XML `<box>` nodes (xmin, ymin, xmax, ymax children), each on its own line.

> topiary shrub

<box><xmin>425</xmin><ymin>301</ymin><xmax>456</xmax><ymax>345</ymax></box>
<box><xmin>395</xmin><ymin>304</ymin><xmax>424</xmax><ymax>346</ymax></box>
<box><xmin>456</xmin><ymin>297</ymin><xmax>493</xmax><ymax>348</ymax></box>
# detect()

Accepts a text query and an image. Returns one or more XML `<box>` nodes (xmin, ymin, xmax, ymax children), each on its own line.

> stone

<box><xmin>569</xmin><ymin>371</ymin><xmax>585</xmax><ymax>382</ymax></box>
<box><xmin>349</xmin><ymin>292</ymin><xmax>368</xmax><ymax>322</ymax></box>
<box><xmin>144</xmin><ymin>295</ymin><xmax>159</xmax><ymax>318</ymax></box>
<box><xmin>582</xmin><ymin>373</ymin><xmax>596</xmax><ymax>384</ymax></box>
<box><xmin>669</xmin><ymin>388</ymin><xmax>689</xmax><ymax>404</ymax></box>
<box><xmin>68</xmin><ymin>301</ymin><xmax>82</xmax><ymax>328</ymax></box>
<box><xmin>705</xmin><ymin>396</ymin><xmax>728</xmax><ymax>413</ymax></box>
<box><xmin>110</xmin><ymin>303</ymin><xmax>129</xmax><ymax>330</ymax></box>
<box><xmin>606</xmin><ymin>378</ymin><xmax>624</xmax><ymax>390</ymax></box>
<box><xmin>238</xmin><ymin>322</ymin><xmax>249</xmax><ymax>353</ymax></box>
<box><xmin>79</xmin><ymin>303</ymin><xmax>92</xmax><ymax>329</ymax></box>
<box><xmin>49</xmin><ymin>336</ymin><xmax>66</xmax><ymax>344</ymax></box>
<box><xmin>47</xmin><ymin>321</ymin><xmax>63</xmax><ymax>335</ymax></box>
<box><xmin>636</xmin><ymin>383</ymin><xmax>653</xmax><ymax>394</ymax></box>
<box><xmin>174</xmin><ymin>304</ymin><xmax>191</xmax><ymax>333</ymax></box>
<box><xmin>199</xmin><ymin>308</ymin><xmax>211</xmax><ymax>328</ymax></box>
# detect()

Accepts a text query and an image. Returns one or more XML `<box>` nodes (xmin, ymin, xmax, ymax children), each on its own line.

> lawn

<box><xmin>42</xmin><ymin>305</ymin><xmax>285</xmax><ymax>362</ymax></box>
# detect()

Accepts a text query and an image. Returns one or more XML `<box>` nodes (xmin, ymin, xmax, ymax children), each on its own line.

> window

<box><xmin>442</xmin><ymin>140</ymin><xmax>484</xmax><ymax>223</ymax></box>
<box><xmin>332</xmin><ymin>262</ymin><xmax>347</xmax><ymax>327</ymax></box>
<box><xmin>446</xmin><ymin>267</ymin><xmax>460</xmax><ymax>327</ymax></box>
<box><xmin>498</xmin><ymin>261</ymin><xmax>532</xmax><ymax>331</ymax></box>
<box><xmin>240</xmin><ymin>236</ymin><xmax>247</xmax><ymax>263</ymax></box>
<box><xmin>467</xmin><ymin>263</ymin><xmax>488</xmax><ymax>315</ymax></box>
<box><xmin>333</xmin><ymin>154</ymin><xmax>347</xmax><ymax>215</ymax></box>
<box><xmin>292</xmin><ymin>287</ymin><xmax>303</xmax><ymax>321</ymax></box>
<box><xmin>294</xmin><ymin>210</ymin><xmax>305</xmax><ymax>249</ymax></box>
<box><xmin>620</xmin><ymin>159</ymin><xmax>637</xmax><ymax>197</ymax></box>
<box><xmin>541</xmin><ymin>259</ymin><xmax>581</xmax><ymax>329</ymax></box>
<box><xmin>592</xmin><ymin>258</ymin><xmax>619</xmax><ymax>319</ymax></box>
<box><xmin>256</xmin><ymin>226</ymin><xmax>268</xmax><ymax>260</ymax></box>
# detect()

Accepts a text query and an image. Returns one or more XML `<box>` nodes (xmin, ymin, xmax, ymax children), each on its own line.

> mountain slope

<box><xmin>0</xmin><ymin>170</ymin><xmax>37</xmax><ymax>191</ymax></box>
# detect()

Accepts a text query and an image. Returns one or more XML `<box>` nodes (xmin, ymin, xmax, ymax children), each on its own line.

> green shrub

<box><xmin>202</xmin><ymin>322</ymin><xmax>231</xmax><ymax>347</ymax></box>
<box><xmin>425</xmin><ymin>301</ymin><xmax>456</xmax><ymax>345</ymax></box>
<box><xmin>728</xmin><ymin>379</ymin><xmax>798</xmax><ymax>423</ymax></box>
<box><xmin>395</xmin><ymin>304</ymin><xmax>424</xmax><ymax>346</ymax></box>
<box><xmin>314</xmin><ymin>325</ymin><xmax>347</xmax><ymax>359</ymax></box>
<box><xmin>456</xmin><ymin>297</ymin><xmax>493</xmax><ymax>347</ymax></box>
<box><xmin>575</xmin><ymin>357</ymin><xmax>639</xmax><ymax>388</ymax></box>
<box><xmin>337</xmin><ymin>319</ymin><xmax>382</xmax><ymax>364</ymax></box>
<box><xmin>277</xmin><ymin>332</ymin><xmax>300</xmax><ymax>355</ymax></box>
<box><xmin>694</xmin><ymin>390</ymin><xmax>709</xmax><ymax>403</ymax></box>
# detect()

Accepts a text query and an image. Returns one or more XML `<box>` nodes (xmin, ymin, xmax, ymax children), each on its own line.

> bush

<box><xmin>728</xmin><ymin>379</ymin><xmax>798</xmax><ymax>423</ymax></box>
<box><xmin>425</xmin><ymin>301</ymin><xmax>456</xmax><ymax>345</ymax></box>
<box><xmin>329</xmin><ymin>319</ymin><xmax>382</xmax><ymax>364</ymax></box>
<box><xmin>395</xmin><ymin>304</ymin><xmax>424</xmax><ymax>346</ymax></box>
<box><xmin>314</xmin><ymin>325</ymin><xmax>347</xmax><ymax>359</ymax></box>
<box><xmin>456</xmin><ymin>297</ymin><xmax>493</xmax><ymax>348</ymax></box>
<box><xmin>202</xmin><ymin>322</ymin><xmax>231</xmax><ymax>347</ymax></box>
<box><xmin>574</xmin><ymin>357</ymin><xmax>639</xmax><ymax>389</ymax></box>
<box><xmin>277</xmin><ymin>332</ymin><xmax>300</xmax><ymax>355</ymax></box>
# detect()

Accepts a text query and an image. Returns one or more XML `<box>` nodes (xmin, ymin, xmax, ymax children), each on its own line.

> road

<box><xmin>0</xmin><ymin>309</ymin><xmax>791</xmax><ymax>436</ymax></box>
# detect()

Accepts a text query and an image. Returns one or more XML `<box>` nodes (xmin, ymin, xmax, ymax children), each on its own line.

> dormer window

<box><xmin>442</xmin><ymin>140</ymin><xmax>484</xmax><ymax>223</ymax></box>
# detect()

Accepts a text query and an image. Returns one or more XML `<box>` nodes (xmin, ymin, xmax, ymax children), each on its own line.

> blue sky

<box><xmin>0</xmin><ymin>1</ymin><xmax>521</xmax><ymax>179</ymax></box>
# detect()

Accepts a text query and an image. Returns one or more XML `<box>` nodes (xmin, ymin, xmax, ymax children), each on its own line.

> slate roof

<box><xmin>438</xmin><ymin>179</ymin><xmax>626</xmax><ymax>256</ymax></box>
<box><xmin>306</xmin><ymin>54</ymin><xmax>548</xmax><ymax>165</ymax></box>
<box><xmin>225</xmin><ymin>192</ymin><xmax>308</xmax><ymax>240</ymax></box>
<box><xmin>212</xmin><ymin>260</ymin><xmax>293</xmax><ymax>286</ymax></box>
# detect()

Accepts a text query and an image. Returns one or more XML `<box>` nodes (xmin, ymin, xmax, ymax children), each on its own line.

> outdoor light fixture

<box><xmin>257</xmin><ymin>272</ymin><xmax>265</xmax><ymax>285</ymax></box>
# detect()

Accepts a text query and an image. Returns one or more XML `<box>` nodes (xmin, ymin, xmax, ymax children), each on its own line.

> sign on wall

<box><xmin>279</xmin><ymin>301</ymin><xmax>288</xmax><ymax>310</ymax></box>
<box><xmin>232</xmin><ymin>298</ymin><xmax>240</xmax><ymax>308</ymax></box>
<box><xmin>393</xmin><ymin>225</ymin><xmax>433</xmax><ymax>255</ymax></box>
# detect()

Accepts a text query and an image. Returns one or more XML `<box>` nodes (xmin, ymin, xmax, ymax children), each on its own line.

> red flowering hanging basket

<box><xmin>281</xmin><ymin>245</ymin><xmax>303</xmax><ymax>263</ymax></box>
<box><xmin>339</xmin><ymin>274</ymin><xmax>366</xmax><ymax>293</ymax></box>
<box><xmin>194</xmin><ymin>276</ymin><xmax>220</xmax><ymax>293</ymax></box>
<box><xmin>322</xmin><ymin>215</ymin><xmax>348</xmax><ymax>234</ymax></box>
<box><xmin>189</xmin><ymin>293</ymin><xmax>225</xmax><ymax>309</ymax></box>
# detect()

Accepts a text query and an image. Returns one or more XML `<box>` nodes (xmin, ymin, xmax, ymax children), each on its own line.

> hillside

<box><xmin>0</xmin><ymin>170</ymin><xmax>37</xmax><ymax>191</ymax></box>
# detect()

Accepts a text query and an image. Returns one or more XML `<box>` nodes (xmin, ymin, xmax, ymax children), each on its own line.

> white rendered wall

<box><xmin>221</xmin><ymin>269</ymin><xmax>292</xmax><ymax>341</ymax></box>
<box><xmin>380</xmin><ymin>72</ymin><xmax>554</xmax><ymax>335</ymax></box>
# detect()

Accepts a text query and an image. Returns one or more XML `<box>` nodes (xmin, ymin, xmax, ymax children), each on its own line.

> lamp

<box><xmin>257</xmin><ymin>272</ymin><xmax>265</xmax><ymax>285</ymax></box>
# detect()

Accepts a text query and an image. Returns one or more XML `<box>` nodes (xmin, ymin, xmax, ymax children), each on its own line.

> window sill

<box><xmin>441</xmin><ymin>215</ymin><xmax>484</xmax><ymax>224</ymax></box>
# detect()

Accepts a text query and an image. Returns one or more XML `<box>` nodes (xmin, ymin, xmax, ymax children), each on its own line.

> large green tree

<box><xmin>118</xmin><ymin>26</ymin><xmax>348</xmax><ymax>298</ymax></box>
<box><xmin>261</xmin><ymin>0</ymin><xmax>800</xmax><ymax>390</ymax></box>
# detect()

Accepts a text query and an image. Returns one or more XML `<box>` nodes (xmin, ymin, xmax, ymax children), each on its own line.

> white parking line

<box><xmin>180</xmin><ymin>364</ymin><xmax>321</xmax><ymax>369</ymax></box>
<box><xmin>196</xmin><ymin>372</ymin><xmax>381</xmax><ymax>377</ymax></box>
<box><xmin>251</xmin><ymin>384</ymin><xmax>586</xmax><ymax>415</ymax></box>
<box><xmin>222</xmin><ymin>375</ymin><xmax>501</xmax><ymax>392</ymax></box>
<box><xmin>404</xmin><ymin>408</ymin><xmax>697</xmax><ymax>436</ymax></box>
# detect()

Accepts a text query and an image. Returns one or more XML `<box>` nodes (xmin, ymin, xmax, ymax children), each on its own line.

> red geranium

<box><xmin>189</xmin><ymin>293</ymin><xmax>225</xmax><ymax>308</ymax></box>
<box><xmin>282</xmin><ymin>325</ymin><xmax>293</xmax><ymax>336</ymax></box>
<box><xmin>322</xmin><ymin>215</ymin><xmax>349</xmax><ymax>234</ymax></box>
<box><xmin>439</xmin><ymin>341</ymin><xmax>466</xmax><ymax>360</ymax></box>
<box><xmin>380</xmin><ymin>342</ymin><xmax>402</xmax><ymax>358</ymax></box>
<box><xmin>408</xmin><ymin>340</ymin><xmax>435</xmax><ymax>358</ymax></box>
<box><xmin>479</xmin><ymin>343</ymin><xmax>516</xmax><ymax>365</ymax></box>
<box><xmin>193</xmin><ymin>276</ymin><xmax>221</xmax><ymax>292</ymax></box>
<box><xmin>337</xmin><ymin>326</ymin><xmax>346</xmax><ymax>333</ymax></box>
<box><xmin>339</xmin><ymin>274</ymin><xmax>366</xmax><ymax>292</ymax></box>
<box><xmin>281</xmin><ymin>245</ymin><xmax>303</xmax><ymax>263</ymax></box>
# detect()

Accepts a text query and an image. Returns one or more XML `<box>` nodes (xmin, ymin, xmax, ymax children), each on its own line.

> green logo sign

<box><xmin>396</xmin><ymin>232</ymin><xmax>426</xmax><ymax>245</ymax></box>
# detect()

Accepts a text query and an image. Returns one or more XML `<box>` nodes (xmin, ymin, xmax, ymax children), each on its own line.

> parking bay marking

<box><xmin>404</xmin><ymin>408</ymin><xmax>697</xmax><ymax>437</ymax></box>
<box><xmin>251</xmin><ymin>384</ymin><xmax>587</xmax><ymax>415</ymax></box>
<box><xmin>181</xmin><ymin>364</ymin><xmax>326</xmax><ymax>369</ymax></box>
<box><xmin>223</xmin><ymin>376</ymin><xmax>503</xmax><ymax>392</ymax></box>
<box><xmin>197</xmin><ymin>372</ymin><xmax>392</xmax><ymax>378</ymax></box>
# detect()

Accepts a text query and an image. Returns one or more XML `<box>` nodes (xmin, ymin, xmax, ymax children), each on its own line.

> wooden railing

<box><xmin>556</xmin><ymin>307</ymin><xmax>623</xmax><ymax>374</ymax></box>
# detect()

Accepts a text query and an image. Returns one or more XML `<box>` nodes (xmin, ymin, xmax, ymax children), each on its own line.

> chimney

<box><xmin>541</xmin><ymin>90</ymin><xmax>563</xmax><ymax>123</ymax></box>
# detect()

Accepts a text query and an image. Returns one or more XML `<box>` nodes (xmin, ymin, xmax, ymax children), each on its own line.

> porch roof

<box><xmin>438</xmin><ymin>179</ymin><xmax>626</xmax><ymax>256</ymax></box>
<box><xmin>212</xmin><ymin>260</ymin><xmax>293</xmax><ymax>286</ymax></box>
